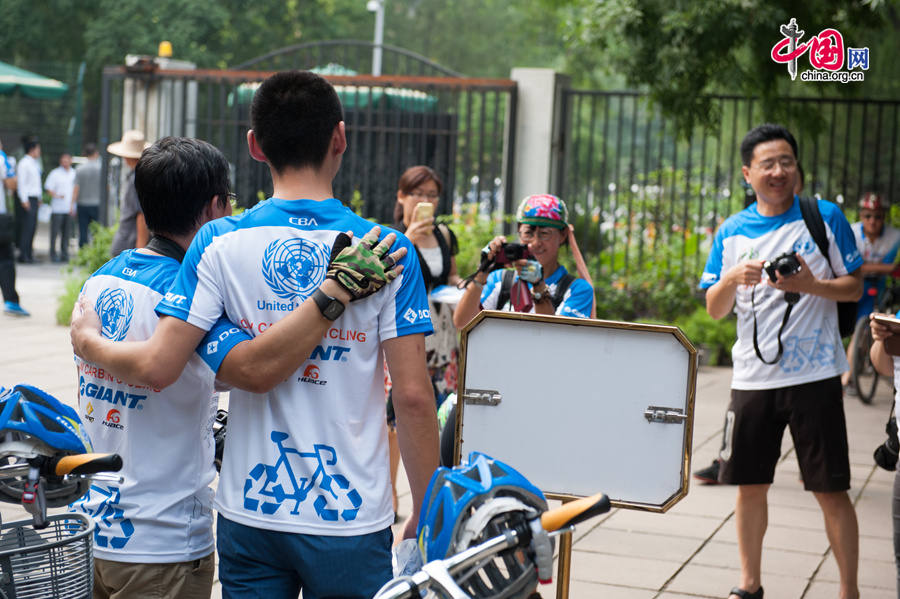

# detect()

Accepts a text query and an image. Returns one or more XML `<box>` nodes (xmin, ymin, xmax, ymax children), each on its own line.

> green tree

<box><xmin>549</xmin><ymin>0</ymin><xmax>895</xmax><ymax>135</ymax></box>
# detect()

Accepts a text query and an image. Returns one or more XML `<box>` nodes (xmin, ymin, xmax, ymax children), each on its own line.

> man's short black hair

<box><xmin>21</xmin><ymin>135</ymin><xmax>39</xmax><ymax>154</ymax></box>
<box><xmin>250</xmin><ymin>70</ymin><xmax>344</xmax><ymax>173</ymax></box>
<box><xmin>740</xmin><ymin>123</ymin><xmax>799</xmax><ymax>166</ymax></box>
<box><xmin>83</xmin><ymin>142</ymin><xmax>97</xmax><ymax>156</ymax></box>
<box><xmin>134</xmin><ymin>137</ymin><xmax>229</xmax><ymax>237</ymax></box>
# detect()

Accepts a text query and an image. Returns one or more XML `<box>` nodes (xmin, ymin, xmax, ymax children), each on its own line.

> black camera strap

<box><xmin>751</xmin><ymin>286</ymin><xmax>798</xmax><ymax>364</ymax></box>
<box><xmin>145</xmin><ymin>235</ymin><xmax>186</xmax><ymax>263</ymax></box>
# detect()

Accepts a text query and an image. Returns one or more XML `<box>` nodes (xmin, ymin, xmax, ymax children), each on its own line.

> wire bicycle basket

<box><xmin>0</xmin><ymin>512</ymin><xmax>93</xmax><ymax>599</ymax></box>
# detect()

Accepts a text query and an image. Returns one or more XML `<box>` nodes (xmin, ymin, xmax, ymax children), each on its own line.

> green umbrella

<box><xmin>229</xmin><ymin>64</ymin><xmax>438</xmax><ymax>113</ymax></box>
<box><xmin>0</xmin><ymin>60</ymin><xmax>68</xmax><ymax>99</ymax></box>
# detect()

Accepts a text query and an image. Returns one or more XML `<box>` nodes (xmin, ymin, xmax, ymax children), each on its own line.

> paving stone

<box><xmin>665</xmin><ymin>563</ymin><xmax>807</xmax><ymax>598</ymax></box>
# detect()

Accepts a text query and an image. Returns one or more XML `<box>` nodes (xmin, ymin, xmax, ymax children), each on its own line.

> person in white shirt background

<box><xmin>15</xmin><ymin>135</ymin><xmax>41</xmax><ymax>263</ymax></box>
<box><xmin>44</xmin><ymin>152</ymin><xmax>77</xmax><ymax>262</ymax></box>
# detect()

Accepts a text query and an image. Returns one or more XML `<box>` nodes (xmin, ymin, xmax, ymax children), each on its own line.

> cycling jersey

<box><xmin>700</xmin><ymin>197</ymin><xmax>863</xmax><ymax>390</ymax></box>
<box><xmin>480</xmin><ymin>264</ymin><xmax>593</xmax><ymax>318</ymax></box>
<box><xmin>156</xmin><ymin>197</ymin><xmax>432</xmax><ymax>536</ymax></box>
<box><xmin>71</xmin><ymin>250</ymin><xmax>249</xmax><ymax>563</ymax></box>
<box><xmin>852</xmin><ymin>222</ymin><xmax>900</xmax><ymax>319</ymax></box>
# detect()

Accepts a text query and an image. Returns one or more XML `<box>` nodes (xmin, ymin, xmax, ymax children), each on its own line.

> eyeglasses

<box><xmin>752</xmin><ymin>156</ymin><xmax>797</xmax><ymax>173</ymax></box>
<box><xmin>519</xmin><ymin>227</ymin><xmax>558</xmax><ymax>242</ymax></box>
<box><xmin>227</xmin><ymin>192</ymin><xmax>238</xmax><ymax>205</ymax></box>
<box><xmin>408</xmin><ymin>190</ymin><xmax>440</xmax><ymax>200</ymax></box>
<box><xmin>860</xmin><ymin>212</ymin><xmax>884</xmax><ymax>221</ymax></box>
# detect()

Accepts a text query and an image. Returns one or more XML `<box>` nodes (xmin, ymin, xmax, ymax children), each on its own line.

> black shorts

<box><xmin>719</xmin><ymin>376</ymin><xmax>850</xmax><ymax>492</ymax></box>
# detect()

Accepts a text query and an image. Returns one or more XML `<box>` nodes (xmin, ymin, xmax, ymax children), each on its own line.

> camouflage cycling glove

<box><xmin>326</xmin><ymin>228</ymin><xmax>400</xmax><ymax>300</ymax></box>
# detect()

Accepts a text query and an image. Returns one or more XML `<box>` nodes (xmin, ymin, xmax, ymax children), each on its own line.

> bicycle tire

<box><xmin>850</xmin><ymin>316</ymin><xmax>878</xmax><ymax>404</ymax></box>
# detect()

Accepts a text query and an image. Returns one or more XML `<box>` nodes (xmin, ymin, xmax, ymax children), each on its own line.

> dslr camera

<box><xmin>480</xmin><ymin>242</ymin><xmax>533</xmax><ymax>271</ymax></box>
<box><xmin>874</xmin><ymin>415</ymin><xmax>899</xmax><ymax>472</ymax></box>
<box><xmin>763</xmin><ymin>252</ymin><xmax>801</xmax><ymax>283</ymax></box>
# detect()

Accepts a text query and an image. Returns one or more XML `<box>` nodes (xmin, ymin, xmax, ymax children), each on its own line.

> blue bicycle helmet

<box><xmin>417</xmin><ymin>452</ymin><xmax>549</xmax><ymax>599</ymax></box>
<box><xmin>0</xmin><ymin>385</ymin><xmax>94</xmax><ymax>507</ymax></box>
<box><xmin>0</xmin><ymin>385</ymin><xmax>92</xmax><ymax>454</ymax></box>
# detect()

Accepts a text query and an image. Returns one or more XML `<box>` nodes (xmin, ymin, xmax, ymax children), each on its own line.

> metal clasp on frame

<box><xmin>462</xmin><ymin>389</ymin><xmax>502</xmax><ymax>406</ymax></box>
<box><xmin>643</xmin><ymin>406</ymin><xmax>688</xmax><ymax>424</ymax></box>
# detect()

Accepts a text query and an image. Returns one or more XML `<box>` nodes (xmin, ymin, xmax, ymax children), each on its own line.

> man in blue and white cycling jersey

<box><xmin>73</xmin><ymin>137</ymin><xmax>253</xmax><ymax>598</ymax></box>
<box><xmin>700</xmin><ymin>123</ymin><xmax>862</xmax><ymax>599</ymax></box>
<box><xmin>842</xmin><ymin>192</ymin><xmax>900</xmax><ymax>392</ymax></box>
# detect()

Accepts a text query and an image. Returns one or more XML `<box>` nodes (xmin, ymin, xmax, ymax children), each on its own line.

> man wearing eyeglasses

<box><xmin>842</xmin><ymin>193</ymin><xmax>900</xmax><ymax>393</ymax></box>
<box><xmin>700</xmin><ymin>123</ymin><xmax>862</xmax><ymax>599</ymax></box>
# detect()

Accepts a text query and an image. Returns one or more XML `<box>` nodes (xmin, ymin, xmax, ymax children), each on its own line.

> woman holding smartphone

<box><xmin>392</xmin><ymin>166</ymin><xmax>461</xmax><ymax>401</ymax></box>
<box><xmin>386</xmin><ymin>166</ymin><xmax>460</xmax><ymax>520</ymax></box>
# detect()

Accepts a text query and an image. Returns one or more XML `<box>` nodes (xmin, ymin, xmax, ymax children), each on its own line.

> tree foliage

<box><xmin>550</xmin><ymin>0</ymin><xmax>896</xmax><ymax>134</ymax></box>
<box><xmin>0</xmin><ymin>0</ymin><xmax>896</xmax><ymax>141</ymax></box>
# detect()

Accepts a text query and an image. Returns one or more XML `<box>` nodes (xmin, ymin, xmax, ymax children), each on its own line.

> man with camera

<box><xmin>700</xmin><ymin>124</ymin><xmax>863</xmax><ymax>599</ymax></box>
<box><xmin>453</xmin><ymin>194</ymin><xmax>594</xmax><ymax>328</ymax></box>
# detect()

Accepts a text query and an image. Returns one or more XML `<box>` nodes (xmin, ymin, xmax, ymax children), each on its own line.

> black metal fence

<box><xmin>99</xmin><ymin>67</ymin><xmax>515</xmax><ymax>226</ymax></box>
<box><xmin>557</xmin><ymin>91</ymin><xmax>900</xmax><ymax>283</ymax></box>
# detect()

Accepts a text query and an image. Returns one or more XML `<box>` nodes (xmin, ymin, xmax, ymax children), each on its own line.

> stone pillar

<box><xmin>506</xmin><ymin>68</ymin><xmax>570</xmax><ymax>210</ymax></box>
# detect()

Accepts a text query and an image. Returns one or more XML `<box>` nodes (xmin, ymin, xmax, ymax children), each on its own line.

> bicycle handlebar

<box><xmin>373</xmin><ymin>492</ymin><xmax>611</xmax><ymax>599</ymax></box>
<box><xmin>540</xmin><ymin>492</ymin><xmax>610</xmax><ymax>532</ymax></box>
<box><xmin>51</xmin><ymin>453</ymin><xmax>123</xmax><ymax>476</ymax></box>
<box><xmin>0</xmin><ymin>452</ymin><xmax>123</xmax><ymax>479</ymax></box>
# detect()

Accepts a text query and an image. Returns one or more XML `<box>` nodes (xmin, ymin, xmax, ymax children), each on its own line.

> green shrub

<box><xmin>441</xmin><ymin>211</ymin><xmax>505</xmax><ymax>279</ymax></box>
<box><xmin>56</xmin><ymin>222</ymin><xmax>115</xmax><ymax>326</ymax></box>
<box><xmin>672</xmin><ymin>306</ymin><xmax>736</xmax><ymax>366</ymax></box>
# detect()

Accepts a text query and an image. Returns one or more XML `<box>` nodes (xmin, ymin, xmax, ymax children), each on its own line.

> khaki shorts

<box><xmin>93</xmin><ymin>552</ymin><xmax>214</xmax><ymax>599</ymax></box>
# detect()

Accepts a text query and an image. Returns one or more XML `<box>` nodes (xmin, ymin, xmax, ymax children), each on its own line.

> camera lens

<box><xmin>777</xmin><ymin>262</ymin><xmax>794</xmax><ymax>275</ymax></box>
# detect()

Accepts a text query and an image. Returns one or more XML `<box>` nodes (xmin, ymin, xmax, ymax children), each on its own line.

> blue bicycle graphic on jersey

<box><xmin>243</xmin><ymin>431</ymin><xmax>362</xmax><ymax>522</ymax></box>
<box><xmin>70</xmin><ymin>484</ymin><xmax>135</xmax><ymax>549</ymax></box>
<box><xmin>780</xmin><ymin>328</ymin><xmax>836</xmax><ymax>373</ymax></box>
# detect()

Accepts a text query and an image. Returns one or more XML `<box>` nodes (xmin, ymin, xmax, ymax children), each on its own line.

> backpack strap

<box><xmin>496</xmin><ymin>269</ymin><xmax>516</xmax><ymax>310</ymax></box>
<box><xmin>798</xmin><ymin>196</ymin><xmax>835</xmax><ymax>276</ymax></box>
<box><xmin>551</xmin><ymin>273</ymin><xmax>576</xmax><ymax>310</ymax></box>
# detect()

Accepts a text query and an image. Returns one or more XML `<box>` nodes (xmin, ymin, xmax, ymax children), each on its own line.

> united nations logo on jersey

<box><xmin>95</xmin><ymin>289</ymin><xmax>134</xmax><ymax>341</ymax></box>
<box><xmin>262</xmin><ymin>238</ymin><xmax>329</xmax><ymax>301</ymax></box>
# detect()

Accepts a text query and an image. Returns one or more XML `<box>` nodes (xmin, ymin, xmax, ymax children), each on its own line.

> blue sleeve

<box><xmin>559</xmin><ymin>278</ymin><xmax>593</xmax><ymax>319</ymax></box>
<box><xmin>480</xmin><ymin>270</ymin><xmax>504</xmax><ymax>306</ymax></box>
<box><xmin>821</xmin><ymin>200</ymin><xmax>863</xmax><ymax>273</ymax></box>
<box><xmin>699</xmin><ymin>228</ymin><xmax>726</xmax><ymax>289</ymax></box>
<box><xmin>155</xmin><ymin>220</ymin><xmax>218</xmax><ymax>325</ymax></box>
<box><xmin>382</xmin><ymin>228</ymin><xmax>434</xmax><ymax>337</ymax></box>
<box><xmin>195</xmin><ymin>317</ymin><xmax>252</xmax><ymax>373</ymax></box>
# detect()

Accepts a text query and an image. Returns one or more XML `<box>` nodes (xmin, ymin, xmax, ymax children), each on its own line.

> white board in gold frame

<box><xmin>455</xmin><ymin>311</ymin><xmax>697</xmax><ymax>512</ymax></box>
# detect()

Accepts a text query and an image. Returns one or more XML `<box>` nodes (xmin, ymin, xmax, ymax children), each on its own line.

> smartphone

<box><xmin>413</xmin><ymin>202</ymin><xmax>434</xmax><ymax>222</ymax></box>
<box><xmin>872</xmin><ymin>314</ymin><xmax>900</xmax><ymax>331</ymax></box>
<box><xmin>871</xmin><ymin>314</ymin><xmax>900</xmax><ymax>355</ymax></box>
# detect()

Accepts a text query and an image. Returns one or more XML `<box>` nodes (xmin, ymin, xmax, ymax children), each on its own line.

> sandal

<box><xmin>729</xmin><ymin>587</ymin><xmax>763</xmax><ymax>599</ymax></box>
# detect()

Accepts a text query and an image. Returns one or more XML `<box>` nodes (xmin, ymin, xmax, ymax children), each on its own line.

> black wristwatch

<box><xmin>312</xmin><ymin>288</ymin><xmax>345</xmax><ymax>321</ymax></box>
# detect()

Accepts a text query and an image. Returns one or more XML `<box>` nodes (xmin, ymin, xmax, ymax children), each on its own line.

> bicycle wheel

<box><xmin>850</xmin><ymin>316</ymin><xmax>878</xmax><ymax>404</ymax></box>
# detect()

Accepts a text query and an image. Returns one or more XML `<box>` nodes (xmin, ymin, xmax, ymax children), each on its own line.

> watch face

<box><xmin>324</xmin><ymin>300</ymin><xmax>344</xmax><ymax>320</ymax></box>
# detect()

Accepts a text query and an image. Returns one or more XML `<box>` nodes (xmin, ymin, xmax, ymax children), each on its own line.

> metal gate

<box><xmin>99</xmin><ymin>66</ymin><xmax>516</xmax><ymax>226</ymax></box>
<box><xmin>557</xmin><ymin>91</ymin><xmax>900</xmax><ymax>282</ymax></box>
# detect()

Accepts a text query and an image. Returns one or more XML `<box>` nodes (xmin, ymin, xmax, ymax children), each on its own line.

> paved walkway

<box><xmin>0</xmin><ymin>230</ymin><xmax>895</xmax><ymax>598</ymax></box>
